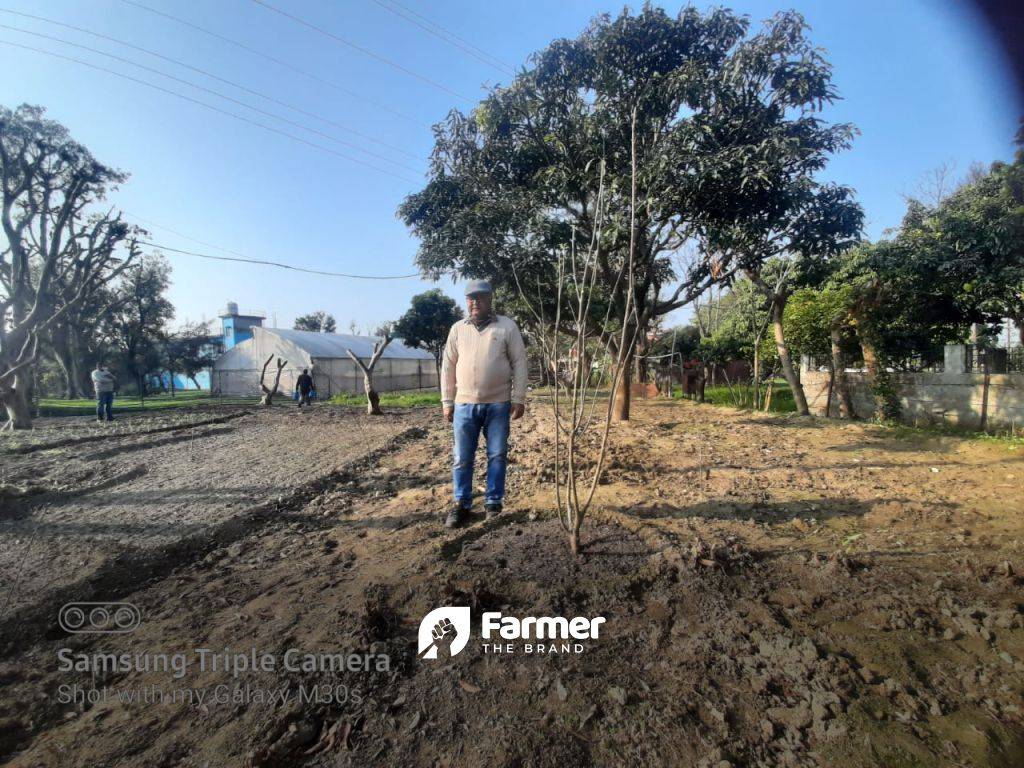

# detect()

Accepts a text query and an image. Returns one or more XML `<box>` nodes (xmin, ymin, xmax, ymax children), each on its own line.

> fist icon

<box><xmin>433</xmin><ymin>618</ymin><xmax>456</xmax><ymax>641</ymax></box>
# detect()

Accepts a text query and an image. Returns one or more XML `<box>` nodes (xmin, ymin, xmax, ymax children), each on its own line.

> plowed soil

<box><xmin>1</xmin><ymin>397</ymin><xmax>1022</xmax><ymax>768</ymax></box>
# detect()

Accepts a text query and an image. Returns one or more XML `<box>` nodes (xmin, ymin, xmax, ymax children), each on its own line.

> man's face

<box><xmin>466</xmin><ymin>293</ymin><xmax>492</xmax><ymax>323</ymax></box>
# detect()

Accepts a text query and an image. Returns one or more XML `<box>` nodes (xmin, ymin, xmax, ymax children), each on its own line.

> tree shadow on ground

<box><xmin>619</xmin><ymin>496</ymin><xmax>902</xmax><ymax>524</ymax></box>
<box><xmin>732</xmin><ymin>415</ymin><xmax>827</xmax><ymax>430</ymax></box>
<box><xmin>826</xmin><ymin>435</ymin><xmax>964</xmax><ymax>455</ymax></box>
<box><xmin>86</xmin><ymin>425</ymin><xmax>237</xmax><ymax>460</ymax></box>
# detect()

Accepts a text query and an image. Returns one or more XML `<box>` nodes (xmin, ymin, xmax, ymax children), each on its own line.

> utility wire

<box><xmin>250</xmin><ymin>0</ymin><xmax>473</xmax><ymax>103</ymax></box>
<box><xmin>0</xmin><ymin>23</ymin><xmax>420</xmax><ymax>173</ymax></box>
<box><xmin>118</xmin><ymin>0</ymin><xmax>427</xmax><ymax>127</ymax></box>
<box><xmin>2</xmin><ymin>40</ymin><xmax>419</xmax><ymax>184</ymax></box>
<box><xmin>138</xmin><ymin>240</ymin><xmax>421</xmax><ymax>280</ymax></box>
<box><xmin>0</xmin><ymin>8</ymin><xmax>422</xmax><ymax>161</ymax></box>
<box><xmin>384</xmin><ymin>0</ymin><xmax>515</xmax><ymax>71</ymax></box>
<box><xmin>371</xmin><ymin>0</ymin><xmax>515</xmax><ymax>76</ymax></box>
<box><xmin>123</xmin><ymin>212</ymin><xmax>261</xmax><ymax>260</ymax></box>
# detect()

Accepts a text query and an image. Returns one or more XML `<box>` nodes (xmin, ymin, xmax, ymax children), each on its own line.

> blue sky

<box><xmin>1</xmin><ymin>0</ymin><xmax>1019</xmax><ymax>332</ymax></box>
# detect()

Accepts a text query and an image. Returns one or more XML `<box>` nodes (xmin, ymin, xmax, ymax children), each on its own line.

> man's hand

<box><xmin>443</xmin><ymin>406</ymin><xmax>454</xmax><ymax>422</ymax></box>
<box><xmin>511</xmin><ymin>403</ymin><xmax>525</xmax><ymax>420</ymax></box>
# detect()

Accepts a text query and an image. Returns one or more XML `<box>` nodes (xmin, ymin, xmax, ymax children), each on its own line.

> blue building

<box><xmin>148</xmin><ymin>370</ymin><xmax>211</xmax><ymax>391</ymax></box>
<box><xmin>220</xmin><ymin>302</ymin><xmax>266</xmax><ymax>350</ymax></box>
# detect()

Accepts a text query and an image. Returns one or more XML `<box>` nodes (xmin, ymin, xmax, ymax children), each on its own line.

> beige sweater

<box><xmin>441</xmin><ymin>315</ymin><xmax>528</xmax><ymax>406</ymax></box>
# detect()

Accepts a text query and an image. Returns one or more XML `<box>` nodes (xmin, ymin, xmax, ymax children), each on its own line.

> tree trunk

<box><xmin>635</xmin><ymin>350</ymin><xmax>648</xmax><ymax>383</ymax></box>
<box><xmin>824</xmin><ymin>365</ymin><xmax>835</xmax><ymax>418</ymax></box>
<box><xmin>52</xmin><ymin>335</ymin><xmax>87</xmax><ymax>399</ymax></box>
<box><xmin>55</xmin><ymin>351</ymin><xmax>75</xmax><ymax>400</ymax></box>
<box><xmin>830</xmin><ymin>325</ymin><xmax>854</xmax><ymax>419</ymax></box>
<box><xmin>362</xmin><ymin>373</ymin><xmax>382</xmax><ymax>416</ymax></box>
<box><xmin>770</xmin><ymin>296</ymin><xmax>809</xmax><ymax>416</ymax></box>
<box><xmin>697</xmin><ymin>366</ymin><xmax>707</xmax><ymax>403</ymax></box>
<box><xmin>2</xmin><ymin>372</ymin><xmax>33</xmax><ymax>429</ymax></box>
<box><xmin>70</xmin><ymin>354</ymin><xmax>86</xmax><ymax>399</ymax></box>
<box><xmin>752</xmin><ymin>337</ymin><xmax>761</xmax><ymax>410</ymax></box>
<box><xmin>613</xmin><ymin>348</ymin><xmax>632</xmax><ymax>421</ymax></box>
<box><xmin>979</xmin><ymin>355</ymin><xmax>990</xmax><ymax>433</ymax></box>
<box><xmin>860</xmin><ymin>336</ymin><xmax>899</xmax><ymax>420</ymax></box>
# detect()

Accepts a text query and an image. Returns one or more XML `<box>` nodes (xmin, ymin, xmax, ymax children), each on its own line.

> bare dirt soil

<box><xmin>0</xmin><ymin>398</ymin><xmax>1022</xmax><ymax>767</ymax></box>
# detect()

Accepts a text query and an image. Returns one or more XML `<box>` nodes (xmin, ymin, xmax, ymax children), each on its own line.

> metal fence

<box><xmin>1007</xmin><ymin>345</ymin><xmax>1024</xmax><ymax>373</ymax></box>
<box><xmin>965</xmin><ymin>344</ymin><xmax>1016</xmax><ymax>374</ymax></box>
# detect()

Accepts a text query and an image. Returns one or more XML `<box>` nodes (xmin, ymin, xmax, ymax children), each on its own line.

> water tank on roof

<box><xmin>225</xmin><ymin>301</ymin><xmax>238</xmax><ymax>316</ymax></box>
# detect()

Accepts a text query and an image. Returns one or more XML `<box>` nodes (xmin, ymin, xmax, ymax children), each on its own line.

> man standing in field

<box><xmin>441</xmin><ymin>280</ymin><xmax>528</xmax><ymax>528</ymax></box>
<box><xmin>295</xmin><ymin>368</ymin><xmax>314</xmax><ymax>407</ymax></box>
<box><xmin>91</xmin><ymin>362</ymin><xmax>116</xmax><ymax>423</ymax></box>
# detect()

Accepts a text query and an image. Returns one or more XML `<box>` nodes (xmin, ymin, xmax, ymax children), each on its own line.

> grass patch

<box><xmin>882</xmin><ymin>421</ymin><xmax>1024</xmax><ymax>449</ymax></box>
<box><xmin>37</xmin><ymin>392</ymin><xmax>256</xmax><ymax>416</ymax></box>
<box><xmin>675</xmin><ymin>380</ymin><xmax>796</xmax><ymax>414</ymax></box>
<box><xmin>329</xmin><ymin>390</ymin><xmax>441</xmax><ymax>408</ymax></box>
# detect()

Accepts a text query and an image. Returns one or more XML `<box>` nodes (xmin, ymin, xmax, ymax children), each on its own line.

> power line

<box><xmin>371</xmin><ymin>0</ymin><xmax>515</xmax><ymax>76</ymax></box>
<box><xmin>138</xmin><ymin>240</ymin><xmax>421</xmax><ymax>280</ymax></box>
<box><xmin>0</xmin><ymin>23</ymin><xmax>421</xmax><ymax>174</ymax></box>
<box><xmin>385</xmin><ymin>0</ymin><xmax>516</xmax><ymax>71</ymax></box>
<box><xmin>125</xmin><ymin>212</ymin><xmax>422</xmax><ymax>280</ymax></box>
<box><xmin>250</xmin><ymin>0</ymin><xmax>473</xmax><ymax>103</ymax></box>
<box><xmin>0</xmin><ymin>8</ymin><xmax>422</xmax><ymax>162</ymax></box>
<box><xmin>118</xmin><ymin>0</ymin><xmax>428</xmax><ymax>127</ymax></box>
<box><xmin>2</xmin><ymin>39</ymin><xmax>419</xmax><ymax>184</ymax></box>
<box><xmin>123</xmin><ymin>212</ymin><xmax>259</xmax><ymax>260</ymax></box>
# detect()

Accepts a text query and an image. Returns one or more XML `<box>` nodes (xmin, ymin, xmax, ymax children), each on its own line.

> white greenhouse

<box><xmin>211</xmin><ymin>326</ymin><xmax>438</xmax><ymax>398</ymax></box>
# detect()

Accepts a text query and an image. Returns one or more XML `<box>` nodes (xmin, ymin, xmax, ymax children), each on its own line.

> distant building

<box><xmin>220</xmin><ymin>301</ymin><xmax>266</xmax><ymax>350</ymax></box>
<box><xmin>148</xmin><ymin>370</ymin><xmax>210</xmax><ymax>392</ymax></box>
<box><xmin>210</xmin><ymin>325</ymin><xmax>437</xmax><ymax>397</ymax></box>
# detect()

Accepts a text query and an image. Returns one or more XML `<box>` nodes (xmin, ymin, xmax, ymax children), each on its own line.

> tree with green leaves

<box><xmin>906</xmin><ymin>151</ymin><xmax>1024</xmax><ymax>342</ymax></box>
<box><xmin>45</xmin><ymin>281</ymin><xmax>117</xmax><ymax>399</ymax></box>
<box><xmin>1</xmin><ymin>104</ymin><xmax>140</xmax><ymax>427</ymax></box>
<box><xmin>691</xmin><ymin>125</ymin><xmax>863</xmax><ymax>415</ymax></box>
<box><xmin>166</xmin><ymin>320</ymin><xmax>222</xmax><ymax>391</ymax></box>
<box><xmin>400</xmin><ymin>7</ymin><xmax>853</xmax><ymax>420</ymax></box>
<box><xmin>101</xmin><ymin>254</ymin><xmax>174</xmax><ymax>398</ymax></box>
<box><xmin>393</xmin><ymin>289</ymin><xmax>463</xmax><ymax>375</ymax></box>
<box><xmin>826</xmin><ymin>235</ymin><xmax>966</xmax><ymax>420</ymax></box>
<box><xmin>294</xmin><ymin>311</ymin><xmax>336</xmax><ymax>333</ymax></box>
<box><xmin>784</xmin><ymin>286</ymin><xmax>858</xmax><ymax>417</ymax></box>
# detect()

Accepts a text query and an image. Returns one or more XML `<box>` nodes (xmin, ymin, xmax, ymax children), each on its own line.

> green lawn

<box><xmin>675</xmin><ymin>380</ymin><xmax>797</xmax><ymax>414</ymax></box>
<box><xmin>37</xmin><ymin>392</ymin><xmax>256</xmax><ymax>416</ymax></box>
<box><xmin>329</xmin><ymin>390</ymin><xmax>441</xmax><ymax>408</ymax></box>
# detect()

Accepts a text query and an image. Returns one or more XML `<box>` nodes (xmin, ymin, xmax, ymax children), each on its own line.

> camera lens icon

<box><xmin>59</xmin><ymin>602</ymin><xmax>140</xmax><ymax>633</ymax></box>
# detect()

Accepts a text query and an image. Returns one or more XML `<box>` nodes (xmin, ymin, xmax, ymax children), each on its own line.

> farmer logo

<box><xmin>417</xmin><ymin>607</ymin><xmax>471</xmax><ymax>660</ymax></box>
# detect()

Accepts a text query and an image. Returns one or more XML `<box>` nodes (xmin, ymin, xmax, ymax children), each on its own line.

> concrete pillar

<box><xmin>944</xmin><ymin>344</ymin><xmax>967</xmax><ymax>374</ymax></box>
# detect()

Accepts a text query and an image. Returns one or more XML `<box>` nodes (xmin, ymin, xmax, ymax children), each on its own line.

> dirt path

<box><xmin>0</xmin><ymin>406</ymin><xmax>432</xmax><ymax>630</ymax></box>
<box><xmin>0</xmin><ymin>399</ymin><xmax>1021</xmax><ymax>767</ymax></box>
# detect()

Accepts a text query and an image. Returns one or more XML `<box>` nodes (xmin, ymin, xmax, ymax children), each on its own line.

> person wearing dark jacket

<box><xmin>295</xmin><ymin>369</ymin><xmax>314</xmax><ymax>407</ymax></box>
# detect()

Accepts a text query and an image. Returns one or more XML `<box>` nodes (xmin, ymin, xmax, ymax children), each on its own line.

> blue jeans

<box><xmin>452</xmin><ymin>402</ymin><xmax>510</xmax><ymax>507</ymax></box>
<box><xmin>96</xmin><ymin>391</ymin><xmax>114</xmax><ymax>421</ymax></box>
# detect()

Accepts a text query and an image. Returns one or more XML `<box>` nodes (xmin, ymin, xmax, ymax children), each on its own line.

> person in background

<box><xmin>295</xmin><ymin>368</ymin><xmax>314</xmax><ymax>407</ymax></box>
<box><xmin>91</xmin><ymin>362</ymin><xmax>116</xmax><ymax>423</ymax></box>
<box><xmin>440</xmin><ymin>280</ymin><xmax>528</xmax><ymax>528</ymax></box>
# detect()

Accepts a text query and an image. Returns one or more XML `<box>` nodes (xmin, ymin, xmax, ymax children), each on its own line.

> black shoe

<box><xmin>485</xmin><ymin>503</ymin><xmax>502</xmax><ymax>521</ymax></box>
<box><xmin>445</xmin><ymin>504</ymin><xmax>470</xmax><ymax>529</ymax></box>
